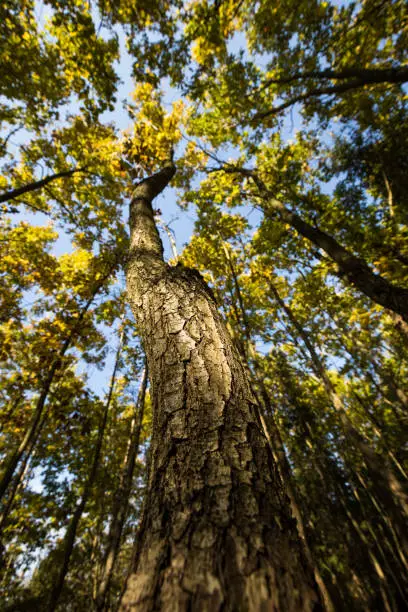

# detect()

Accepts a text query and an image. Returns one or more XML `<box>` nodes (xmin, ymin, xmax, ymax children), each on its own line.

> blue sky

<box><xmin>3</xmin><ymin>1</ymin><xmax>330</xmax><ymax>403</ymax></box>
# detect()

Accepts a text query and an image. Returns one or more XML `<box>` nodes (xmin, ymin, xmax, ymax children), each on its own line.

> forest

<box><xmin>0</xmin><ymin>0</ymin><xmax>407</xmax><ymax>610</ymax></box>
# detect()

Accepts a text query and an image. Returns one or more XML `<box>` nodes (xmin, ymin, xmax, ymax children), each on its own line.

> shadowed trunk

<box><xmin>121</xmin><ymin>164</ymin><xmax>321</xmax><ymax>611</ymax></box>
<box><xmin>225</xmin><ymin>166</ymin><xmax>408</xmax><ymax>321</ymax></box>
<box><xmin>47</xmin><ymin>332</ymin><xmax>123</xmax><ymax>611</ymax></box>
<box><xmin>96</xmin><ymin>367</ymin><xmax>148</xmax><ymax>611</ymax></box>
<box><xmin>218</xmin><ymin>248</ymin><xmax>334</xmax><ymax>611</ymax></box>
<box><xmin>261</xmin><ymin>406</ymin><xmax>335</xmax><ymax>612</ymax></box>
<box><xmin>269</xmin><ymin>283</ymin><xmax>408</xmax><ymax>534</ymax></box>
<box><xmin>275</xmin><ymin>355</ymin><xmax>406</xmax><ymax>609</ymax></box>
<box><xmin>264</xmin><ymin>198</ymin><xmax>408</xmax><ymax>322</ymax></box>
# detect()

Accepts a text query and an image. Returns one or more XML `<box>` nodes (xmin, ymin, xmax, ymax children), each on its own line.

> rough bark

<box><xmin>219</xmin><ymin>249</ymin><xmax>334</xmax><ymax>610</ymax></box>
<box><xmin>121</xmin><ymin>164</ymin><xmax>320</xmax><ymax>611</ymax></box>
<box><xmin>217</xmin><ymin>250</ymin><xmax>334</xmax><ymax>610</ymax></box>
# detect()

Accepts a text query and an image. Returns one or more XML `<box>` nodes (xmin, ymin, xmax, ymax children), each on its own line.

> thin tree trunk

<box><xmin>325</xmin><ymin>311</ymin><xmax>408</xmax><ymax>427</ymax></box>
<box><xmin>269</xmin><ymin>283</ymin><xmax>408</xmax><ymax>528</ymax></box>
<box><xmin>0</xmin><ymin>266</ymin><xmax>115</xmax><ymax>501</ymax></box>
<box><xmin>266</xmin><ymin>198</ymin><xmax>408</xmax><ymax>321</ymax></box>
<box><xmin>277</xmin><ymin>353</ymin><xmax>408</xmax><ymax>608</ymax></box>
<box><xmin>121</xmin><ymin>164</ymin><xmax>320</xmax><ymax>611</ymax></box>
<box><xmin>0</xmin><ymin>409</ymin><xmax>47</xmax><ymax>539</ymax></box>
<box><xmin>349</xmin><ymin>484</ymin><xmax>408</xmax><ymax>606</ymax></box>
<box><xmin>262</xmin><ymin>407</ymin><xmax>335</xmax><ymax>612</ymax></box>
<box><xmin>381</xmin><ymin>370</ymin><xmax>408</xmax><ymax>413</ymax></box>
<box><xmin>47</xmin><ymin>331</ymin><xmax>123</xmax><ymax>611</ymax></box>
<box><xmin>277</xmin><ymin>361</ymin><xmax>371</xmax><ymax>609</ymax></box>
<box><xmin>351</xmin><ymin>390</ymin><xmax>407</xmax><ymax>481</ymax></box>
<box><xmin>90</xmin><ymin>512</ymin><xmax>105</xmax><ymax>603</ymax></box>
<box><xmin>274</xmin><ymin>337</ymin><xmax>408</xmax><ymax>607</ymax></box>
<box><xmin>365</xmin><ymin>521</ymin><xmax>407</xmax><ymax>609</ymax></box>
<box><xmin>338</xmin><ymin>496</ymin><xmax>396</xmax><ymax>612</ymax></box>
<box><xmin>226</xmin><ymin>166</ymin><xmax>408</xmax><ymax>320</ymax></box>
<box><xmin>354</xmin><ymin>471</ymin><xmax>408</xmax><ymax>576</ymax></box>
<box><xmin>0</xmin><ymin>358</ymin><xmax>62</xmax><ymax>502</ymax></box>
<box><xmin>96</xmin><ymin>366</ymin><xmax>148</xmax><ymax>611</ymax></box>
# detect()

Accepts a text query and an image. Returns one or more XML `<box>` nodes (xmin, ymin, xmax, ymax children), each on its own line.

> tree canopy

<box><xmin>0</xmin><ymin>1</ymin><xmax>407</xmax><ymax>610</ymax></box>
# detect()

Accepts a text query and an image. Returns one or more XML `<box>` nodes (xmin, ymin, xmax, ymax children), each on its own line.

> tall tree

<box><xmin>121</xmin><ymin>163</ymin><xmax>320</xmax><ymax>610</ymax></box>
<box><xmin>96</xmin><ymin>366</ymin><xmax>148</xmax><ymax>611</ymax></box>
<box><xmin>1</xmin><ymin>1</ymin><xmax>408</xmax><ymax>609</ymax></box>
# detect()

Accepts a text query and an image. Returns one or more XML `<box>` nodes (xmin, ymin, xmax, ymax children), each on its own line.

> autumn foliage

<box><xmin>0</xmin><ymin>1</ymin><xmax>407</xmax><ymax>610</ymax></box>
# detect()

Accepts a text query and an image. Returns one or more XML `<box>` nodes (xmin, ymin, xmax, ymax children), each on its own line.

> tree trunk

<box><xmin>0</xmin><ymin>409</ymin><xmax>46</xmax><ymax>540</ymax></box>
<box><xmin>216</xmin><ymin>250</ymin><xmax>334</xmax><ymax>611</ymax></box>
<box><xmin>121</xmin><ymin>165</ymin><xmax>320</xmax><ymax>611</ymax></box>
<box><xmin>0</xmin><ymin>358</ymin><xmax>62</xmax><ymax>502</ymax></box>
<box><xmin>272</xmin><ymin>344</ymin><xmax>406</xmax><ymax>608</ymax></box>
<box><xmin>269</xmin><ymin>283</ymin><xmax>408</xmax><ymax>527</ymax></box>
<box><xmin>266</xmin><ymin>199</ymin><xmax>408</xmax><ymax>321</ymax></box>
<box><xmin>261</xmin><ymin>407</ymin><xmax>335</xmax><ymax>612</ymax></box>
<box><xmin>47</xmin><ymin>331</ymin><xmax>122</xmax><ymax>611</ymax></box>
<box><xmin>96</xmin><ymin>366</ymin><xmax>148</xmax><ymax>611</ymax></box>
<box><xmin>0</xmin><ymin>265</ymin><xmax>115</xmax><ymax>501</ymax></box>
<box><xmin>347</xmin><ymin>485</ymin><xmax>408</xmax><ymax>608</ymax></box>
<box><xmin>230</xmin><ymin>166</ymin><xmax>408</xmax><ymax>321</ymax></box>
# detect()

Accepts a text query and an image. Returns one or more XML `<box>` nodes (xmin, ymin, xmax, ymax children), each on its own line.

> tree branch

<box><xmin>128</xmin><ymin>163</ymin><xmax>177</xmax><ymax>265</ymax></box>
<box><xmin>131</xmin><ymin>163</ymin><xmax>176</xmax><ymax>203</ymax></box>
<box><xmin>253</xmin><ymin>65</ymin><xmax>408</xmax><ymax>120</ymax></box>
<box><xmin>260</xmin><ymin>65</ymin><xmax>408</xmax><ymax>88</ymax></box>
<box><xmin>0</xmin><ymin>167</ymin><xmax>86</xmax><ymax>205</ymax></box>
